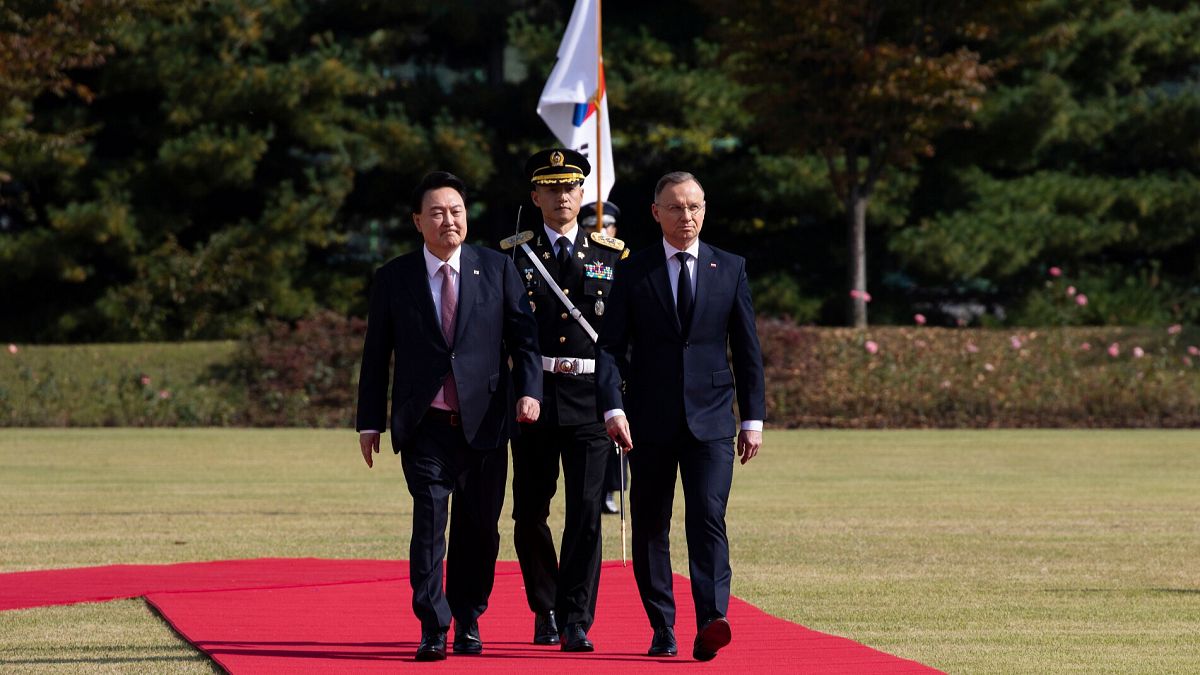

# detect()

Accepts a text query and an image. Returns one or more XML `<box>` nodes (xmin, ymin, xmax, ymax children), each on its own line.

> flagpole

<box><xmin>594</xmin><ymin>0</ymin><xmax>604</xmax><ymax>231</ymax></box>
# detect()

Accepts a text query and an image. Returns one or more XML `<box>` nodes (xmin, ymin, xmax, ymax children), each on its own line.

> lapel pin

<box><xmin>576</xmin><ymin>251</ymin><xmax>585</xmax><ymax>259</ymax></box>
<box><xmin>473</xmin><ymin>269</ymin><xmax>480</xmax><ymax>275</ymax></box>
<box><xmin>710</xmin><ymin>262</ymin><xmax>717</xmax><ymax>268</ymax></box>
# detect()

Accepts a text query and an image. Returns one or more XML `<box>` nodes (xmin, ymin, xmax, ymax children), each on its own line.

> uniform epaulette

<box><xmin>500</xmin><ymin>230</ymin><xmax>535</xmax><ymax>250</ymax></box>
<box><xmin>589</xmin><ymin>231</ymin><xmax>625</xmax><ymax>251</ymax></box>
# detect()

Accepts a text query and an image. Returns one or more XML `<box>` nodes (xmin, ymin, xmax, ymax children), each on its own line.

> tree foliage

<box><xmin>696</xmin><ymin>0</ymin><xmax>1025</xmax><ymax>326</ymax></box>
<box><xmin>892</xmin><ymin>0</ymin><xmax>1200</xmax><ymax>326</ymax></box>
<box><xmin>2</xmin><ymin>0</ymin><xmax>501</xmax><ymax>340</ymax></box>
<box><xmin>1</xmin><ymin>0</ymin><xmax>1198</xmax><ymax>341</ymax></box>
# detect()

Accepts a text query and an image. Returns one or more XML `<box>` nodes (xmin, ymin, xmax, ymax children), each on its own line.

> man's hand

<box><xmin>606</xmin><ymin>415</ymin><xmax>634</xmax><ymax>454</ymax></box>
<box><xmin>737</xmin><ymin>429</ymin><xmax>762</xmax><ymax>465</ymax></box>
<box><xmin>516</xmin><ymin>396</ymin><xmax>541</xmax><ymax>423</ymax></box>
<box><xmin>360</xmin><ymin>432</ymin><xmax>381</xmax><ymax>468</ymax></box>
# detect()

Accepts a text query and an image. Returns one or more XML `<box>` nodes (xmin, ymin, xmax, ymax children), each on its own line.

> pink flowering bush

<box><xmin>758</xmin><ymin>321</ymin><xmax>1200</xmax><ymax>428</ymax></box>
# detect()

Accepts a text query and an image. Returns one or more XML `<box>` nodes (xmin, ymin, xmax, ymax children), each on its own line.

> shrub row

<box><xmin>3</xmin><ymin>315</ymin><xmax>1197</xmax><ymax>428</ymax></box>
<box><xmin>759</xmin><ymin>320</ymin><xmax>1200</xmax><ymax>428</ymax></box>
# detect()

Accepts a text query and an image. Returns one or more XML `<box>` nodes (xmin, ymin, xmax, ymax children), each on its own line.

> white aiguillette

<box><xmin>502</xmin><ymin>230</ymin><xmax>598</xmax><ymax>343</ymax></box>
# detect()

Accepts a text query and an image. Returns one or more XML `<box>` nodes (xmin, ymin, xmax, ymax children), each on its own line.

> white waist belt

<box><xmin>542</xmin><ymin>356</ymin><xmax>596</xmax><ymax>375</ymax></box>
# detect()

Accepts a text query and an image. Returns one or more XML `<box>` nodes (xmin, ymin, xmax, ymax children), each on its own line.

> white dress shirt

<box><xmin>663</xmin><ymin>238</ymin><xmax>700</xmax><ymax>303</ymax></box>
<box><xmin>605</xmin><ymin>238</ymin><xmax>762</xmax><ymax>433</ymax></box>
<box><xmin>360</xmin><ymin>244</ymin><xmax>461</xmax><ymax>434</ymax></box>
<box><xmin>544</xmin><ymin>223</ymin><xmax>577</xmax><ymax>258</ymax></box>
<box><xmin>424</xmin><ymin>245</ymin><xmax>462</xmax><ymax>412</ymax></box>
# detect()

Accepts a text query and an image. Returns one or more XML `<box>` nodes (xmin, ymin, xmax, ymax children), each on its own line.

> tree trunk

<box><xmin>846</xmin><ymin>187</ymin><xmax>869</xmax><ymax>328</ymax></box>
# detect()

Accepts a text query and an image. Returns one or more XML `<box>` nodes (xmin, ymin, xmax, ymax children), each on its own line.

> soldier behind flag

<box><xmin>505</xmin><ymin>148</ymin><xmax>627</xmax><ymax>653</ymax></box>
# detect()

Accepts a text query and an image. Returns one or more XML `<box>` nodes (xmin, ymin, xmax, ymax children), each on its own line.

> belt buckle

<box><xmin>557</xmin><ymin>358</ymin><xmax>576</xmax><ymax>374</ymax></box>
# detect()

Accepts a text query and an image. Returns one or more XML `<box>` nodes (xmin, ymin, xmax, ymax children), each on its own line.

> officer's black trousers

<box><xmin>511</xmin><ymin>419</ymin><xmax>610</xmax><ymax>628</ymax></box>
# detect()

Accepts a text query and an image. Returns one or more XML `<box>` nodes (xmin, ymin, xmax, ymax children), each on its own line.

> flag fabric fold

<box><xmin>537</xmin><ymin>0</ymin><xmax>614</xmax><ymax>205</ymax></box>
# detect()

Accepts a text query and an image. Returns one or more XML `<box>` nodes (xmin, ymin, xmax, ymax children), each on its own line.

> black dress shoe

<box><xmin>647</xmin><ymin>626</ymin><xmax>677</xmax><ymax>657</ymax></box>
<box><xmin>415</xmin><ymin>628</ymin><xmax>447</xmax><ymax>661</ymax></box>
<box><xmin>560</xmin><ymin>622</ymin><xmax>594</xmax><ymax>652</ymax></box>
<box><xmin>693</xmin><ymin>617</ymin><xmax>731</xmax><ymax>662</ymax></box>
<box><xmin>453</xmin><ymin>620</ymin><xmax>483</xmax><ymax>655</ymax></box>
<box><xmin>533</xmin><ymin>610</ymin><xmax>560</xmax><ymax>645</ymax></box>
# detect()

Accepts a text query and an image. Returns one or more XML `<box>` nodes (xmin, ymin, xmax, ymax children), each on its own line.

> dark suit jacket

<box><xmin>356</xmin><ymin>244</ymin><xmax>542</xmax><ymax>451</ymax></box>
<box><xmin>596</xmin><ymin>241</ymin><xmax>765</xmax><ymax>444</ymax></box>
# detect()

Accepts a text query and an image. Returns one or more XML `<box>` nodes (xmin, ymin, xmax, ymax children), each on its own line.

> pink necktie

<box><xmin>439</xmin><ymin>264</ymin><xmax>460</xmax><ymax>411</ymax></box>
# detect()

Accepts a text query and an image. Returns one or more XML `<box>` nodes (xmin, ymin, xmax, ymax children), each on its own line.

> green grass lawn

<box><xmin>1</xmin><ymin>429</ymin><xmax>1198</xmax><ymax>673</ymax></box>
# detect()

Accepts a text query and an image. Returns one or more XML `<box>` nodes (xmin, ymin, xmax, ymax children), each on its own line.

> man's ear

<box><xmin>530</xmin><ymin>190</ymin><xmax>541</xmax><ymax>208</ymax></box>
<box><xmin>412</xmin><ymin>213</ymin><xmax>421</xmax><ymax>230</ymax></box>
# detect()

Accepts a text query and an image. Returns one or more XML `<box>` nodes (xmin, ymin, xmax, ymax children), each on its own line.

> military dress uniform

<box><xmin>508</xmin><ymin>149</ymin><xmax>628</xmax><ymax>648</ymax></box>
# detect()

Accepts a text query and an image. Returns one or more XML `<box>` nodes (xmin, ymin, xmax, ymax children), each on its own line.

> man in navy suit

<box><xmin>596</xmin><ymin>171</ymin><xmax>766</xmax><ymax>662</ymax></box>
<box><xmin>356</xmin><ymin>171</ymin><xmax>542</xmax><ymax>661</ymax></box>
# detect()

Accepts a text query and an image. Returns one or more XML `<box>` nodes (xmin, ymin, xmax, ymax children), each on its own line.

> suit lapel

<box><xmin>401</xmin><ymin>252</ymin><xmax>446</xmax><ymax>347</ymax></box>
<box><xmin>690</xmin><ymin>242</ymin><xmax>716</xmax><ymax>333</ymax></box>
<box><xmin>536</xmin><ymin>231</ymin><xmax>559</xmax><ymax>280</ymax></box>
<box><xmin>648</xmin><ymin>247</ymin><xmax>681</xmax><ymax>335</ymax></box>
<box><xmin>453</xmin><ymin>245</ymin><xmax>478</xmax><ymax>347</ymax></box>
<box><xmin>563</xmin><ymin>226</ymin><xmax>588</xmax><ymax>286</ymax></box>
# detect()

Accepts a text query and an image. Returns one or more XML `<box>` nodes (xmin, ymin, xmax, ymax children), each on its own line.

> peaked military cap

<box><xmin>526</xmin><ymin>148</ymin><xmax>590</xmax><ymax>186</ymax></box>
<box><xmin>580</xmin><ymin>201</ymin><xmax>620</xmax><ymax>228</ymax></box>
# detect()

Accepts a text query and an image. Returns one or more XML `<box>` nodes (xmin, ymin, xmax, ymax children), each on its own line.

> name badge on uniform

<box><xmin>584</xmin><ymin>260</ymin><xmax>613</xmax><ymax>280</ymax></box>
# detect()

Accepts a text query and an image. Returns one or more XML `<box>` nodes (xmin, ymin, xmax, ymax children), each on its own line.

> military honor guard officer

<box><xmin>596</xmin><ymin>171</ymin><xmax>766</xmax><ymax>662</ymax></box>
<box><xmin>502</xmin><ymin>148</ymin><xmax>628</xmax><ymax>653</ymax></box>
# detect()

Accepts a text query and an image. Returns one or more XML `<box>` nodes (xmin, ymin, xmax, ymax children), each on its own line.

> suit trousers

<box><xmin>511</xmin><ymin>419</ymin><xmax>610</xmax><ymax>628</ymax></box>
<box><xmin>628</xmin><ymin>425</ymin><xmax>735</xmax><ymax>630</ymax></box>
<box><xmin>401</xmin><ymin>416</ymin><xmax>508</xmax><ymax>632</ymax></box>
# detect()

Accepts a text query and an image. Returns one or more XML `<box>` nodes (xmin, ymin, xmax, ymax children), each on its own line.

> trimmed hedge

<box><xmin>759</xmin><ymin>320</ymin><xmax>1200</xmax><ymax>428</ymax></box>
<box><xmin>2</xmin><ymin>317</ymin><xmax>1198</xmax><ymax>428</ymax></box>
<box><xmin>0</xmin><ymin>341</ymin><xmax>241</xmax><ymax>426</ymax></box>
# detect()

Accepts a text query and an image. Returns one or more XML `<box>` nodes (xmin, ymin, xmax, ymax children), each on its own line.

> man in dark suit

<box><xmin>596</xmin><ymin>171</ymin><xmax>766</xmax><ymax>662</ymax></box>
<box><xmin>356</xmin><ymin>171</ymin><xmax>542</xmax><ymax>661</ymax></box>
<box><xmin>508</xmin><ymin>149</ymin><xmax>627</xmax><ymax>652</ymax></box>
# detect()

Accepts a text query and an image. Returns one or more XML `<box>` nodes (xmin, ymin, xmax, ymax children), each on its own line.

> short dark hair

<box><xmin>653</xmin><ymin>171</ymin><xmax>704</xmax><ymax>201</ymax></box>
<box><xmin>410</xmin><ymin>171</ymin><xmax>467</xmax><ymax>214</ymax></box>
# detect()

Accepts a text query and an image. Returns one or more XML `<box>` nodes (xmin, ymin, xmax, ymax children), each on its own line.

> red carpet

<box><xmin>0</xmin><ymin>558</ymin><xmax>408</xmax><ymax>610</ymax></box>
<box><xmin>2</xmin><ymin>559</ymin><xmax>941</xmax><ymax>673</ymax></box>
